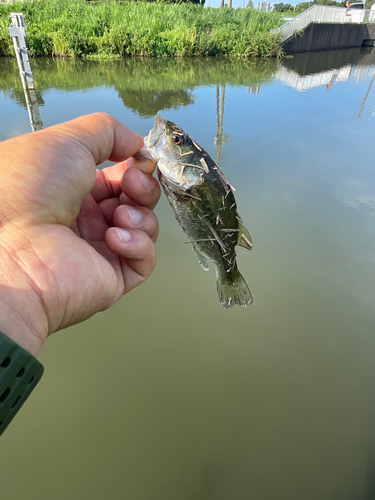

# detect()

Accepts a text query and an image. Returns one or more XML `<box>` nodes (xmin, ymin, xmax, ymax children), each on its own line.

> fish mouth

<box><xmin>145</xmin><ymin>114</ymin><xmax>165</xmax><ymax>149</ymax></box>
<box><xmin>157</xmin><ymin>167</ymin><xmax>178</xmax><ymax>190</ymax></box>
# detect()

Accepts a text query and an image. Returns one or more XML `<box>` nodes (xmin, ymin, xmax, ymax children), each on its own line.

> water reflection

<box><xmin>3</xmin><ymin>48</ymin><xmax>375</xmax><ymax>136</ymax></box>
<box><xmin>2</xmin><ymin>51</ymin><xmax>375</xmax><ymax>500</ymax></box>
<box><xmin>213</xmin><ymin>84</ymin><xmax>231</xmax><ymax>166</ymax></box>
<box><xmin>277</xmin><ymin>47</ymin><xmax>375</xmax><ymax>106</ymax></box>
<box><xmin>0</xmin><ymin>56</ymin><xmax>278</xmax><ymax>119</ymax></box>
<box><xmin>23</xmin><ymin>88</ymin><xmax>43</xmax><ymax>131</ymax></box>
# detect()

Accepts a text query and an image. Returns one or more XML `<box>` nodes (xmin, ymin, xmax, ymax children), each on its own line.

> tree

<box><xmin>295</xmin><ymin>1</ymin><xmax>314</xmax><ymax>12</ymax></box>
<box><xmin>274</xmin><ymin>2</ymin><xmax>294</xmax><ymax>10</ymax></box>
<box><xmin>274</xmin><ymin>2</ymin><xmax>285</xmax><ymax>10</ymax></box>
<box><xmin>316</xmin><ymin>0</ymin><xmax>342</xmax><ymax>5</ymax></box>
<box><xmin>246</xmin><ymin>0</ymin><xmax>254</xmax><ymax>7</ymax></box>
<box><xmin>294</xmin><ymin>0</ymin><xmax>346</xmax><ymax>11</ymax></box>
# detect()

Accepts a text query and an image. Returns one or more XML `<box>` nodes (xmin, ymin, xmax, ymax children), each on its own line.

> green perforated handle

<box><xmin>0</xmin><ymin>332</ymin><xmax>44</xmax><ymax>436</ymax></box>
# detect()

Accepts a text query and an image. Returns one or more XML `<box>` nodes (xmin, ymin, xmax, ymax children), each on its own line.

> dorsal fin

<box><xmin>237</xmin><ymin>221</ymin><xmax>253</xmax><ymax>250</ymax></box>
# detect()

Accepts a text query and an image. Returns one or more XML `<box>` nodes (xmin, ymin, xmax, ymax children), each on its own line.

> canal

<box><xmin>1</xmin><ymin>48</ymin><xmax>375</xmax><ymax>500</ymax></box>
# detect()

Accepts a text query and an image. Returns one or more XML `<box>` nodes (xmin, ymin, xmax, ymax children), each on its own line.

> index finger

<box><xmin>91</xmin><ymin>156</ymin><xmax>158</xmax><ymax>204</ymax></box>
<box><xmin>91</xmin><ymin>152</ymin><xmax>158</xmax><ymax>204</ymax></box>
<box><xmin>48</xmin><ymin>112</ymin><xmax>144</xmax><ymax>166</ymax></box>
<box><xmin>91</xmin><ymin>162</ymin><xmax>127</xmax><ymax>203</ymax></box>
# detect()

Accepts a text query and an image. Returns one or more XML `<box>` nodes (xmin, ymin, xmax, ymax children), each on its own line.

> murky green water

<box><xmin>1</xmin><ymin>49</ymin><xmax>375</xmax><ymax>499</ymax></box>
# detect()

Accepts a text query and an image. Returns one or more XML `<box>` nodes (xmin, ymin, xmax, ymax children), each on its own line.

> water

<box><xmin>1</xmin><ymin>49</ymin><xmax>375</xmax><ymax>499</ymax></box>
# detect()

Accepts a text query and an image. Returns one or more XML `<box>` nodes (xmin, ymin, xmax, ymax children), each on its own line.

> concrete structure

<box><xmin>258</xmin><ymin>2</ymin><xmax>271</xmax><ymax>12</ymax></box>
<box><xmin>282</xmin><ymin>23</ymin><xmax>375</xmax><ymax>54</ymax></box>
<box><xmin>271</xmin><ymin>4</ymin><xmax>375</xmax><ymax>54</ymax></box>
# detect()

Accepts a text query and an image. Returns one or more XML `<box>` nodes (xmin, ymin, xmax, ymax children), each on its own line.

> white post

<box><xmin>8</xmin><ymin>13</ymin><xmax>35</xmax><ymax>90</ymax></box>
<box><xmin>8</xmin><ymin>13</ymin><xmax>42</xmax><ymax>131</ymax></box>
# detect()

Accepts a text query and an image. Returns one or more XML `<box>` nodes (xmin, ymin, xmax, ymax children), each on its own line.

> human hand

<box><xmin>0</xmin><ymin>113</ymin><xmax>160</xmax><ymax>357</ymax></box>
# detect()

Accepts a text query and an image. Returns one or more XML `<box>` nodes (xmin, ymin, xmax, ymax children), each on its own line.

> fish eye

<box><xmin>171</xmin><ymin>134</ymin><xmax>184</xmax><ymax>145</ymax></box>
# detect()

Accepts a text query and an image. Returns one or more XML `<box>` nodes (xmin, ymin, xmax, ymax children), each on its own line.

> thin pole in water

<box><xmin>8</xmin><ymin>13</ymin><xmax>34</xmax><ymax>90</ymax></box>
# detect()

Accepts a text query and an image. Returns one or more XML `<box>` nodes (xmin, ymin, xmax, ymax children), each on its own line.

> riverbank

<box><xmin>0</xmin><ymin>0</ymin><xmax>283</xmax><ymax>59</ymax></box>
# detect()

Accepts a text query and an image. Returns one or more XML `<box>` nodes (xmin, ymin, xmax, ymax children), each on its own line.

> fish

<box><xmin>145</xmin><ymin>114</ymin><xmax>253</xmax><ymax>309</ymax></box>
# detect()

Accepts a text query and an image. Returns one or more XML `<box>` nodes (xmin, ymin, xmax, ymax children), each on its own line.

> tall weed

<box><xmin>0</xmin><ymin>0</ymin><xmax>283</xmax><ymax>58</ymax></box>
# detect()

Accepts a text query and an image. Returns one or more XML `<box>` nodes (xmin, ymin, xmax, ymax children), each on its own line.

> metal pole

<box><xmin>8</xmin><ymin>13</ymin><xmax>35</xmax><ymax>90</ymax></box>
<box><xmin>9</xmin><ymin>32</ymin><xmax>27</xmax><ymax>90</ymax></box>
<box><xmin>26</xmin><ymin>89</ymin><xmax>43</xmax><ymax>132</ymax></box>
<box><xmin>8</xmin><ymin>12</ymin><xmax>42</xmax><ymax>131</ymax></box>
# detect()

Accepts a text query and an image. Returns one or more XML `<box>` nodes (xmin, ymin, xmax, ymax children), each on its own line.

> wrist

<box><xmin>0</xmin><ymin>241</ymin><xmax>48</xmax><ymax>357</ymax></box>
<box><xmin>0</xmin><ymin>299</ymin><xmax>45</xmax><ymax>357</ymax></box>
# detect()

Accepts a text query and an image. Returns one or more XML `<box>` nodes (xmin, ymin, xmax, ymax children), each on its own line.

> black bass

<box><xmin>146</xmin><ymin>115</ymin><xmax>253</xmax><ymax>308</ymax></box>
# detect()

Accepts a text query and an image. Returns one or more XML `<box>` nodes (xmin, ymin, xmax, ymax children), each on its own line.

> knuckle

<box><xmin>93</xmin><ymin>112</ymin><xmax>114</xmax><ymax>125</ymax></box>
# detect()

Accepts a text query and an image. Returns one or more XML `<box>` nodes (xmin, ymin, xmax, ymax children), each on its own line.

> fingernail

<box><xmin>137</xmin><ymin>169</ymin><xmax>151</xmax><ymax>190</ymax></box>
<box><xmin>116</xmin><ymin>229</ymin><xmax>131</xmax><ymax>243</ymax></box>
<box><xmin>126</xmin><ymin>206</ymin><xmax>143</xmax><ymax>225</ymax></box>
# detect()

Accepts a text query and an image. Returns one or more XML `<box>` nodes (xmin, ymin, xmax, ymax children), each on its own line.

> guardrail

<box><xmin>271</xmin><ymin>4</ymin><xmax>374</xmax><ymax>43</ymax></box>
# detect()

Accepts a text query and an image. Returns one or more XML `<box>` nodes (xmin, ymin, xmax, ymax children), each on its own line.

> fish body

<box><xmin>146</xmin><ymin>115</ymin><xmax>253</xmax><ymax>308</ymax></box>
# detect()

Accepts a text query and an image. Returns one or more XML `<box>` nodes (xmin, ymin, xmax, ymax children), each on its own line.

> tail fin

<box><xmin>216</xmin><ymin>272</ymin><xmax>253</xmax><ymax>309</ymax></box>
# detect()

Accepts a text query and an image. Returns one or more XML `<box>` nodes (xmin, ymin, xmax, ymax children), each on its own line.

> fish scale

<box><xmin>146</xmin><ymin>114</ymin><xmax>253</xmax><ymax>308</ymax></box>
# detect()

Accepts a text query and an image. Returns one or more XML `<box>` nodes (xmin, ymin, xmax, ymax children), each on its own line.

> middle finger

<box><xmin>113</xmin><ymin>204</ymin><xmax>159</xmax><ymax>243</ymax></box>
<box><xmin>121</xmin><ymin>167</ymin><xmax>161</xmax><ymax>210</ymax></box>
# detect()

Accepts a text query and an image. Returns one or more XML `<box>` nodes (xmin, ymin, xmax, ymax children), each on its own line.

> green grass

<box><xmin>0</xmin><ymin>0</ymin><xmax>284</xmax><ymax>58</ymax></box>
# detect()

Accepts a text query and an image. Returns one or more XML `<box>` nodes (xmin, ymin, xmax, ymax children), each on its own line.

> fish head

<box><xmin>145</xmin><ymin>115</ymin><xmax>204</xmax><ymax>191</ymax></box>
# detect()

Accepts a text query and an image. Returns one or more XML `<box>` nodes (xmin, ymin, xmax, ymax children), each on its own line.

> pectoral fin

<box><xmin>192</xmin><ymin>244</ymin><xmax>210</xmax><ymax>271</ymax></box>
<box><xmin>237</xmin><ymin>221</ymin><xmax>253</xmax><ymax>250</ymax></box>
